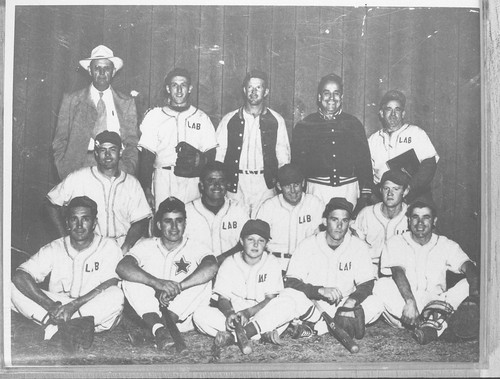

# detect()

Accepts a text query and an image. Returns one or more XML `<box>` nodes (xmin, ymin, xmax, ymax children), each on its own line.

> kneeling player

<box><xmin>11</xmin><ymin>196</ymin><xmax>124</xmax><ymax>352</ymax></box>
<box><xmin>193</xmin><ymin>219</ymin><xmax>284</xmax><ymax>355</ymax></box>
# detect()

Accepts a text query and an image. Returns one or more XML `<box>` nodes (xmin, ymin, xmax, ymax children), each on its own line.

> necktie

<box><xmin>93</xmin><ymin>91</ymin><xmax>107</xmax><ymax>137</ymax></box>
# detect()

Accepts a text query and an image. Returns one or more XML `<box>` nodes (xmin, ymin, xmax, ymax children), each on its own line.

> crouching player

<box><xmin>11</xmin><ymin>196</ymin><xmax>124</xmax><ymax>352</ymax></box>
<box><xmin>193</xmin><ymin>219</ymin><xmax>284</xmax><ymax>355</ymax></box>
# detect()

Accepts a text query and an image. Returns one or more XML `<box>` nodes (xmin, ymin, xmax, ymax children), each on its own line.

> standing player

<box><xmin>12</xmin><ymin>196</ymin><xmax>124</xmax><ymax>350</ymax></box>
<box><xmin>352</xmin><ymin>169</ymin><xmax>410</xmax><ymax>276</ymax></box>
<box><xmin>193</xmin><ymin>219</ymin><xmax>284</xmax><ymax>352</ymax></box>
<box><xmin>369</xmin><ymin>90</ymin><xmax>439</xmax><ymax>202</ymax></box>
<box><xmin>116</xmin><ymin>197</ymin><xmax>219</xmax><ymax>350</ymax></box>
<box><xmin>45</xmin><ymin>131</ymin><xmax>152</xmax><ymax>255</ymax></box>
<box><xmin>184</xmin><ymin>161</ymin><xmax>248</xmax><ymax>257</ymax></box>
<box><xmin>138</xmin><ymin>68</ymin><xmax>217</xmax><ymax>209</ymax></box>
<box><xmin>247</xmin><ymin>198</ymin><xmax>383</xmax><ymax>340</ymax></box>
<box><xmin>373</xmin><ymin>197</ymin><xmax>479</xmax><ymax>344</ymax></box>
<box><xmin>291</xmin><ymin>74</ymin><xmax>372</xmax><ymax>211</ymax></box>
<box><xmin>215</xmin><ymin>70</ymin><xmax>291</xmax><ymax>217</ymax></box>
<box><xmin>255</xmin><ymin>164</ymin><xmax>324</xmax><ymax>273</ymax></box>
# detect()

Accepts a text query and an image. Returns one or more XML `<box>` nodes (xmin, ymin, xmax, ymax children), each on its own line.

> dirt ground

<box><xmin>9</xmin><ymin>305</ymin><xmax>479</xmax><ymax>367</ymax></box>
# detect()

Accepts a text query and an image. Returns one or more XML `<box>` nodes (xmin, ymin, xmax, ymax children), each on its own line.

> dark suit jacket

<box><xmin>52</xmin><ymin>86</ymin><xmax>139</xmax><ymax>180</ymax></box>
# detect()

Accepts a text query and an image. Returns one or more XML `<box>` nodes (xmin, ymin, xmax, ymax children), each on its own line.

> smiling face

<box><xmin>278</xmin><ymin>181</ymin><xmax>304</xmax><ymax>206</ymax></box>
<box><xmin>157</xmin><ymin>211</ymin><xmax>186</xmax><ymax>245</ymax></box>
<box><xmin>166</xmin><ymin>75</ymin><xmax>192</xmax><ymax>107</ymax></box>
<box><xmin>408</xmin><ymin>206</ymin><xmax>436</xmax><ymax>243</ymax></box>
<box><xmin>94</xmin><ymin>142</ymin><xmax>121</xmax><ymax>171</ymax></box>
<box><xmin>200</xmin><ymin>169</ymin><xmax>227</xmax><ymax>204</ymax></box>
<box><xmin>66</xmin><ymin>206</ymin><xmax>96</xmax><ymax>245</ymax></box>
<box><xmin>89</xmin><ymin>59</ymin><xmax>115</xmax><ymax>91</ymax></box>
<box><xmin>323</xmin><ymin>209</ymin><xmax>350</xmax><ymax>247</ymax></box>
<box><xmin>318</xmin><ymin>80</ymin><xmax>343</xmax><ymax>116</ymax></box>
<box><xmin>243</xmin><ymin>77</ymin><xmax>269</xmax><ymax>106</ymax></box>
<box><xmin>240</xmin><ymin>233</ymin><xmax>267</xmax><ymax>264</ymax></box>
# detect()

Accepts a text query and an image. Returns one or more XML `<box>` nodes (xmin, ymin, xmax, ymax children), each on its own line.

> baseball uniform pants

<box><xmin>227</xmin><ymin>173</ymin><xmax>275</xmax><ymax>217</ymax></box>
<box><xmin>306</xmin><ymin>181</ymin><xmax>359</xmax><ymax>209</ymax></box>
<box><xmin>11</xmin><ymin>284</ymin><xmax>124</xmax><ymax>334</ymax></box>
<box><xmin>153</xmin><ymin>168</ymin><xmax>200</xmax><ymax>210</ymax></box>
<box><xmin>122</xmin><ymin>280</ymin><xmax>212</xmax><ymax>332</ymax></box>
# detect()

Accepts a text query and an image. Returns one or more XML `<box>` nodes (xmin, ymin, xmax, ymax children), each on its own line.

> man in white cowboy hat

<box><xmin>52</xmin><ymin>45</ymin><xmax>139</xmax><ymax>180</ymax></box>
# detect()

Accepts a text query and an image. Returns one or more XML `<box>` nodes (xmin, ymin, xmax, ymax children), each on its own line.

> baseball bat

<box><xmin>233</xmin><ymin>319</ymin><xmax>252</xmax><ymax>355</ymax></box>
<box><xmin>161</xmin><ymin>306</ymin><xmax>187</xmax><ymax>353</ymax></box>
<box><xmin>312</xmin><ymin>300</ymin><xmax>359</xmax><ymax>354</ymax></box>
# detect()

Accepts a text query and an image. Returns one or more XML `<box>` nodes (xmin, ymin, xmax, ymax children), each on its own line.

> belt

<box><xmin>162</xmin><ymin>166</ymin><xmax>173</xmax><ymax>170</ymax></box>
<box><xmin>272</xmin><ymin>252</ymin><xmax>292</xmax><ymax>259</ymax></box>
<box><xmin>238</xmin><ymin>169</ymin><xmax>264</xmax><ymax>174</ymax></box>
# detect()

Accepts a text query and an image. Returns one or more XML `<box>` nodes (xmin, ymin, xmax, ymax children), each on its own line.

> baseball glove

<box><xmin>447</xmin><ymin>296</ymin><xmax>480</xmax><ymax>341</ymax></box>
<box><xmin>334</xmin><ymin>305</ymin><xmax>365</xmax><ymax>340</ymax></box>
<box><xmin>58</xmin><ymin>316</ymin><xmax>95</xmax><ymax>353</ymax></box>
<box><xmin>174</xmin><ymin>141</ymin><xmax>206</xmax><ymax>178</ymax></box>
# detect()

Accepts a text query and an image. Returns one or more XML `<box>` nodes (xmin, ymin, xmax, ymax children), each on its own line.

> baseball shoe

<box><xmin>260</xmin><ymin>329</ymin><xmax>283</xmax><ymax>345</ymax></box>
<box><xmin>292</xmin><ymin>321</ymin><xmax>317</xmax><ymax>339</ymax></box>
<box><xmin>57</xmin><ymin>316</ymin><xmax>95</xmax><ymax>353</ymax></box>
<box><xmin>413</xmin><ymin>326</ymin><xmax>438</xmax><ymax>345</ymax></box>
<box><xmin>214</xmin><ymin>331</ymin><xmax>235</xmax><ymax>347</ymax></box>
<box><xmin>154</xmin><ymin>327</ymin><xmax>174</xmax><ymax>350</ymax></box>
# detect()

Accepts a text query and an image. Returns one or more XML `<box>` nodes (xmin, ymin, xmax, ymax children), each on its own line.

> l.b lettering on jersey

<box><xmin>85</xmin><ymin>262</ymin><xmax>100</xmax><ymax>272</ymax></box>
<box><xmin>258</xmin><ymin>273</ymin><xmax>267</xmax><ymax>283</ymax></box>
<box><xmin>339</xmin><ymin>261</ymin><xmax>351</xmax><ymax>271</ymax></box>
<box><xmin>222</xmin><ymin>221</ymin><xmax>238</xmax><ymax>230</ymax></box>
<box><xmin>398</xmin><ymin>136</ymin><xmax>412</xmax><ymax>143</ymax></box>
<box><xmin>188</xmin><ymin>121</ymin><xmax>201</xmax><ymax>130</ymax></box>
<box><xmin>298</xmin><ymin>215</ymin><xmax>312</xmax><ymax>224</ymax></box>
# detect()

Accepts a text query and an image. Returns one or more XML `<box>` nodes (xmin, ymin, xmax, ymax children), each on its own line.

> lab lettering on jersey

<box><xmin>258</xmin><ymin>273</ymin><xmax>267</xmax><ymax>283</ymax></box>
<box><xmin>188</xmin><ymin>121</ymin><xmax>201</xmax><ymax>130</ymax></box>
<box><xmin>398</xmin><ymin>136</ymin><xmax>412</xmax><ymax>143</ymax></box>
<box><xmin>338</xmin><ymin>261</ymin><xmax>352</xmax><ymax>271</ymax></box>
<box><xmin>222</xmin><ymin>221</ymin><xmax>238</xmax><ymax>230</ymax></box>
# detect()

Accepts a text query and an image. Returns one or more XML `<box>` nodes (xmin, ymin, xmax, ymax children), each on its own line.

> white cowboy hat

<box><xmin>79</xmin><ymin>45</ymin><xmax>124</xmax><ymax>71</ymax></box>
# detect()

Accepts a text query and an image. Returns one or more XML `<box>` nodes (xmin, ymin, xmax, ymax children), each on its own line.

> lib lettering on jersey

<box><xmin>339</xmin><ymin>261</ymin><xmax>352</xmax><ymax>271</ymax></box>
<box><xmin>398</xmin><ymin>136</ymin><xmax>412</xmax><ymax>143</ymax></box>
<box><xmin>298</xmin><ymin>214</ymin><xmax>312</xmax><ymax>224</ymax></box>
<box><xmin>85</xmin><ymin>262</ymin><xmax>100</xmax><ymax>272</ymax></box>
<box><xmin>258</xmin><ymin>273</ymin><xmax>267</xmax><ymax>283</ymax></box>
<box><xmin>222</xmin><ymin>221</ymin><xmax>238</xmax><ymax>230</ymax></box>
<box><xmin>188</xmin><ymin>121</ymin><xmax>201</xmax><ymax>130</ymax></box>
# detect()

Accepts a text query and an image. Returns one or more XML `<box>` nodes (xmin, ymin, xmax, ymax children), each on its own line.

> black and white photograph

<box><xmin>2</xmin><ymin>0</ymin><xmax>499</xmax><ymax>377</ymax></box>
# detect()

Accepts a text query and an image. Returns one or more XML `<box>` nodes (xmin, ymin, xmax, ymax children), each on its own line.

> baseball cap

<box><xmin>243</xmin><ymin>69</ymin><xmax>268</xmax><ymax>87</ymax></box>
<box><xmin>322</xmin><ymin>197</ymin><xmax>354</xmax><ymax>218</ymax></box>
<box><xmin>94</xmin><ymin>131</ymin><xmax>122</xmax><ymax>148</ymax></box>
<box><xmin>66</xmin><ymin>196</ymin><xmax>98</xmax><ymax>217</ymax></box>
<box><xmin>240</xmin><ymin>219</ymin><xmax>271</xmax><ymax>240</ymax></box>
<box><xmin>165</xmin><ymin>68</ymin><xmax>192</xmax><ymax>85</ymax></box>
<box><xmin>380</xmin><ymin>89</ymin><xmax>406</xmax><ymax>109</ymax></box>
<box><xmin>277</xmin><ymin>164</ymin><xmax>304</xmax><ymax>186</ymax></box>
<box><xmin>380</xmin><ymin>169</ymin><xmax>411</xmax><ymax>187</ymax></box>
<box><xmin>406</xmin><ymin>194</ymin><xmax>438</xmax><ymax>217</ymax></box>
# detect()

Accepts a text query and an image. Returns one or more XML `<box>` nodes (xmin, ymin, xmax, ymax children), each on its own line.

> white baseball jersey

<box><xmin>368</xmin><ymin>123</ymin><xmax>439</xmax><ymax>184</ymax></box>
<box><xmin>17</xmin><ymin>235</ymin><xmax>122</xmax><ymax>298</ymax></box>
<box><xmin>255</xmin><ymin>193</ymin><xmax>324</xmax><ymax>256</ymax></box>
<box><xmin>287</xmin><ymin>231</ymin><xmax>375</xmax><ymax>299</ymax></box>
<box><xmin>138</xmin><ymin>106</ymin><xmax>217</xmax><ymax>206</ymax></box>
<box><xmin>213</xmin><ymin>251</ymin><xmax>283</xmax><ymax>308</ymax></box>
<box><xmin>380</xmin><ymin>233</ymin><xmax>472</xmax><ymax>295</ymax></box>
<box><xmin>352</xmin><ymin>202</ymin><xmax>409</xmax><ymax>270</ymax></box>
<box><xmin>47</xmin><ymin>167</ymin><xmax>152</xmax><ymax>244</ymax></box>
<box><xmin>184</xmin><ymin>197</ymin><xmax>248</xmax><ymax>256</ymax></box>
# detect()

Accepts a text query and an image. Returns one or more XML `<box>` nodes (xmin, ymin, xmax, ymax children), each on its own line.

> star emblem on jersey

<box><xmin>174</xmin><ymin>257</ymin><xmax>191</xmax><ymax>275</ymax></box>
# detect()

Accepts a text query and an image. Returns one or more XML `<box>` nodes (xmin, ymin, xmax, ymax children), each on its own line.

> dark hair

<box><xmin>317</xmin><ymin>73</ymin><xmax>343</xmax><ymax>95</ymax></box>
<box><xmin>200</xmin><ymin>161</ymin><xmax>228</xmax><ymax>181</ymax></box>
<box><xmin>65</xmin><ymin>196</ymin><xmax>98</xmax><ymax>219</ymax></box>
<box><xmin>164</xmin><ymin>68</ymin><xmax>192</xmax><ymax>86</ymax></box>
<box><xmin>242</xmin><ymin>69</ymin><xmax>269</xmax><ymax>88</ymax></box>
<box><xmin>153</xmin><ymin>197</ymin><xmax>186</xmax><ymax>237</ymax></box>
<box><xmin>379</xmin><ymin>89</ymin><xmax>406</xmax><ymax>110</ymax></box>
<box><xmin>406</xmin><ymin>200</ymin><xmax>437</xmax><ymax>219</ymax></box>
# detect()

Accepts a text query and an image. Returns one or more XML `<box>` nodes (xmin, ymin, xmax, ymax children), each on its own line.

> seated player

<box><xmin>11</xmin><ymin>196</ymin><xmax>124</xmax><ymax>351</ymax></box>
<box><xmin>116</xmin><ymin>197</ymin><xmax>218</xmax><ymax>350</ymax></box>
<box><xmin>46</xmin><ymin>131</ymin><xmax>152</xmax><ymax>255</ymax></box>
<box><xmin>255</xmin><ymin>164</ymin><xmax>324</xmax><ymax>273</ymax></box>
<box><xmin>184</xmin><ymin>161</ymin><xmax>248</xmax><ymax>259</ymax></box>
<box><xmin>352</xmin><ymin>169</ymin><xmax>410</xmax><ymax>277</ymax></box>
<box><xmin>373</xmin><ymin>196</ymin><xmax>479</xmax><ymax>344</ymax></box>
<box><xmin>193</xmin><ymin>219</ymin><xmax>284</xmax><ymax>354</ymax></box>
<box><xmin>243</xmin><ymin>198</ymin><xmax>384</xmax><ymax>341</ymax></box>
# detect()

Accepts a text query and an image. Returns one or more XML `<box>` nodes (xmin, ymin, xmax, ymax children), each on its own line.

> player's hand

<box><xmin>236</xmin><ymin>310</ymin><xmax>250</xmax><ymax>327</ymax></box>
<box><xmin>319</xmin><ymin>287</ymin><xmax>343</xmax><ymax>305</ymax></box>
<box><xmin>225</xmin><ymin>312</ymin><xmax>238</xmax><ymax>331</ymax></box>
<box><xmin>401</xmin><ymin>298</ymin><xmax>419</xmax><ymax>326</ymax></box>
<box><xmin>45</xmin><ymin>301</ymin><xmax>63</xmax><ymax>321</ymax></box>
<box><xmin>158</xmin><ymin>290</ymin><xmax>172</xmax><ymax>306</ymax></box>
<box><xmin>154</xmin><ymin>279</ymin><xmax>181</xmax><ymax>299</ymax></box>
<box><xmin>52</xmin><ymin>302</ymin><xmax>78</xmax><ymax>323</ymax></box>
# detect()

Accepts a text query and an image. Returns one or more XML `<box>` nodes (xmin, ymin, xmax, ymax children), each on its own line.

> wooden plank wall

<box><xmin>10</xmin><ymin>5</ymin><xmax>481</xmax><ymax>262</ymax></box>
